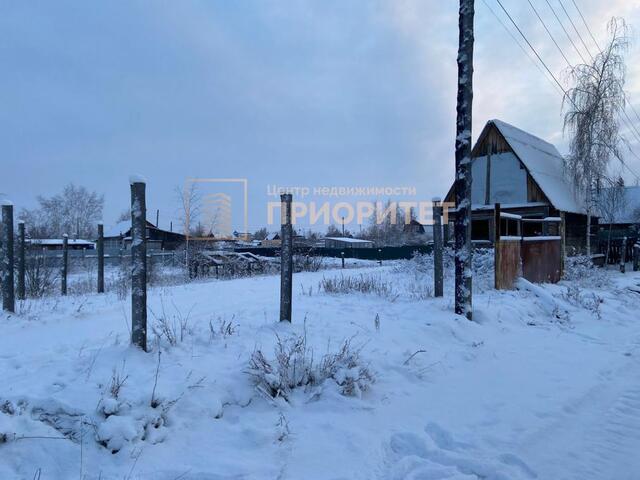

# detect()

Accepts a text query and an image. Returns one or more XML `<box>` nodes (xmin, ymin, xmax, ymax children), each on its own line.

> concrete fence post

<box><xmin>279</xmin><ymin>193</ymin><xmax>293</xmax><ymax>322</ymax></box>
<box><xmin>633</xmin><ymin>244</ymin><xmax>640</xmax><ymax>272</ymax></box>
<box><xmin>17</xmin><ymin>220</ymin><xmax>25</xmax><ymax>301</ymax></box>
<box><xmin>130</xmin><ymin>177</ymin><xmax>148</xmax><ymax>351</ymax></box>
<box><xmin>620</xmin><ymin>236</ymin><xmax>627</xmax><ymax>274</ymax></box>
<box><xmin>97</xmin><ymin>222</ymin><xmax>104</xmax><ymax>293</ymax></box>
<box><xmin>1</xmin><ymin>200</ymin><xmax>15</xmax><ymax>312</ymax></box>
<box><xmin>61</xmin><ymin>234</ymin><xmax>68</xmax><ymax>295</ymax></box>
<box><xmin>432</xmin><ymin>198</ymin><xmax>444</xmax><ymax>297</ymax></box>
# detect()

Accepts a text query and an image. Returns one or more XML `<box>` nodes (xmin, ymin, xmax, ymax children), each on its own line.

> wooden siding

<box><xmin>521</xmin><ymin>239</ymin><xmax>561</xmax><ymax>283</ymax></box>
<box><xmin>495</xmin><ymin>239</ymin><xmax>521</xmax><ymax>289</ymax></box>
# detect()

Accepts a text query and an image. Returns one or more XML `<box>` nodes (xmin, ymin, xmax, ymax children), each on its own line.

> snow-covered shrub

<box><xmin>294</xmin><ymin>254</ymin><xmax>325</xmax><ymax>272</ymax></box>
<box><xmin>209</xmin><ymin>316</ymin><xmax>238</xmax><ymax>341</ymax></box>
<box><xmin>150</xmin><ymin>300</ymin><xmax>193</xmax><ymax>347</ymax></box>
<box><xmin>564</xmin><ymin>255</ymin><xmax>608</xmax><ymax>288</ymax></box>
<box><xmin>248</xmin><ymin>334</ymin><xmax>374</xmax><ymax>401</ymax></box>
<box><xmin>24</xmin><ymin>254</ymin><xmax>58</xmax><ymax>298</ymax></box>
<box><xmin>319</xmin><ymin>274</ymin><xmax>394</xmax><ymax>297</ymax></box>
<box><xmin>109</xmin><ymin>260</ymin><xmax>130</xmax><ymax>300</ymax></box>
<box><xmin>561</xmin><ymin>284</ymin><xmax>603</xmax><ymax>319</ymax></box>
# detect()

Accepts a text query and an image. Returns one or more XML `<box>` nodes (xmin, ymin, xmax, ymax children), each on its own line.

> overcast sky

<box><xmin>2</xmin><ymin>0</ymin><xmax>639</xmax><ymax>234</ymax></box>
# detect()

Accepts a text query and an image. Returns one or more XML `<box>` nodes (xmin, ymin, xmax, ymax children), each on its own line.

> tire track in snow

<box><xmin>522</xmin><ymin>340</ymin><xmax>640</xmax><ymax>480</ymax></box>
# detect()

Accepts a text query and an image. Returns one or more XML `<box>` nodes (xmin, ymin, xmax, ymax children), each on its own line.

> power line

<box><xmin>569</xmin><ymin>0</ymin><xmax>601</xmax><ymax>52</ymax></box>
<box><xmin>493</xmin><ymin>0</ymin><xmax>574</xmax><ymax>106</ymax></box>
<box><xmin>543</xmin><ymin>0</ymin><xmax>587</xmax><ymax>64</ymax></box>
<box><xmin>526</xmin><ymin>0</ymin><xmax>572</xmax><ymax>69</ymax></box>
<box><xmin>557</xmin><ymin>0</ymin><xmax>594</xmax><ymax>60</ymax></box>
<box><xmin>491</xmin><ymin>0</ymin><xmax>640</xmax><ymax>182</ymax></box>
<box><xmin>557</xmin><ymin>0</ymin><xmax>640</xmax><ymax>181</ymax></box>
<box><xmin>480</xmin><ymin>0</ymin><xmax>564</xmax><ymax>96</ymax></box>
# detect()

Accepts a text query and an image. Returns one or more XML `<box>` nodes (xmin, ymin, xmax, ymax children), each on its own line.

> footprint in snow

<box><xmin>385</xmin><ymin>422</ymin><xmax>537</xmax><ymax>480</ymax></box>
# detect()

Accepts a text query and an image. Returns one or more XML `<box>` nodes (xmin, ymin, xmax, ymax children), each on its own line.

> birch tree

<box><xmin>454</xmin><ymin>0</ymin><xmax>474</xmax><ymax>320</ymax></box>
<box><xmin>563</xmin><ymin>17</ymin><xmax>629</xmax><ymax>255</ymax></box>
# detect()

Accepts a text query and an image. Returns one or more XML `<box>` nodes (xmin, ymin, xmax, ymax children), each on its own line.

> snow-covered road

<box><xmin>1</xmin><ymin>261</ymin><xmax>639</xmax><ymax>479</ymax></box>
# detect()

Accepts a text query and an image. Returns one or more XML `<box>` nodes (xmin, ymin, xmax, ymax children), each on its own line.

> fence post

<box><xmin>341</xmin><ymin>251</ymin><xmax>345</xmax><ymax>269</ymax></box>
<box><xmin>130</xmin><ymin>178</ymin><xmax>148</xmax><ymax>351</ymax></box>
<box><xmin>17</xmin><ymin>220</ymin><xmax>25</xmax><ymax>301</ymax></box>
<box><xmin>432</xmin><ymin>198</ymin><xmax>444</xmax><ymax>297</ymax></box>
<box><xmin>97</xmin><ymin>222</ymin><xmax>104</xmax><ymax>293</ymax></box>
<box><xmin>1</xmin><ymin>200</ymin><xmax>15</xmax><ymax>313</ymax></box>
<box><xmin>620</xmin><ymin>236</ymin><xmax>627</xmax><ymax>273</ymax></box>
<box><xmin>560</xmin><ymin>212</ymin><xmax>566</xmax><ymax>277</ymax></box>
<box><xmin>279</xmin><ymin>193</ymin><xmax>293</xmax><ymax>322</ymax></box>
<box><xmin>493</xmin><ymin>203</ymin><xmax>501</xmax><ymax>289</ymax></box>
<box><xmin>633</xmin><ymin>244</ymin><xmax>640</xmax><ymax>272</ymax></box>
<box><xmin>61</xmin><ymin>234</ymin><xmax>68</xmax><ymax>295</ymax></box>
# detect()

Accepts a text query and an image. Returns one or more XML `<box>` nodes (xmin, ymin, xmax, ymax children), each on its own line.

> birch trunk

<box><xmin>454</xmin><ymin>0</ymin><xmax>474</xmax><ymax>320</ymax></box>
<box><xmin>131</xmin><ymin>180</ymin><xmax>148</xmax><ymax>351</ymax></box>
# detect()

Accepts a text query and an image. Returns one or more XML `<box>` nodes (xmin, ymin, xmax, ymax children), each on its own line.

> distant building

<box><xmin>261</xmin><ymin>232</ymin><xmax>281</xmax><ymax>247</ymax></box>
<box><xmin>403</xmin><ymin>219</ymin><xmax>426</xmax><ymax>235</ymax></box>
<box><xmin>597</xmin><ymin>185</ymin><xmax>640</xmax><ymax>230</ymax></box>
<box><xmin>103</xmin><ymin>220</ymin><xmax>185</xmax><ymax>251</ymax></box>
<box><xmin>324</xmin><ymin>237</ymin><xmax>374</xmax><ymax>249</ymax></box>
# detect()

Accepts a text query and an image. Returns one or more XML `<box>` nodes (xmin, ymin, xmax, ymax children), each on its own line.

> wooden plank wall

<box><xmin>495</xmin><ymin>239</ymin><xmax>521</xmax><ymax>289</ymax></box>
<box><xmin>521</xmin><ymin>239</ymin><xmax>561</xmax><ymax>283</ymax></box>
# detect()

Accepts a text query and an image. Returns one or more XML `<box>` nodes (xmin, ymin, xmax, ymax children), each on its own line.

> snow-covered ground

<box><xmin>2</xmin><ymin>257</ymin><xmax>640</xmax><ymax>479</ymax></box>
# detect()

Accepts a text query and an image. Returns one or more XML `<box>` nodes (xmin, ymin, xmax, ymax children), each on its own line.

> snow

<box><xmin>27</xmin><ymin>238</ymin><xmax>95</xmax><ymax>247</ymax></box>
<box><xmin>324</xmin><ymin>237</ymin><xmax>374</xmax><ymax>244</ymax></box>
<box><xmin>499</xmin><ymin>235</ymin><xmax>521</xmax><ymax>241</ymax></box>
<box><xmin>1</xmin><ymin>259</ymin><xmax>640</xmax><ymax>478</ymax></box>
<box><xmin>0</xmin><ymin>197</ymin><xmax>13</xmax><ymax>207</ymax></box>
<box><xmin>129</xmin><ymin>174</ymin><xmax>146</xmax><ymax>185</ymax></box>
<box><xmin>522</xmin><ymin>236</ymin><xmax>561</xmax><ymax>241</ymax></box>
<box><xmin>500</xmin><ymin>212</ymin><xmax>522</xmax><ymax>219</ymax></box>
<box><xmin>490</xmin><ymin>119</ymin><xmax>584</xmax><ymax>214</ymax></box>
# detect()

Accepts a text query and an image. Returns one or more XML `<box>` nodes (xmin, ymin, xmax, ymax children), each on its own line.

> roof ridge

<box><xmin>489</xmin><ymin>119</ymin><xmax>557</xmax><ymax>151</ymax></box>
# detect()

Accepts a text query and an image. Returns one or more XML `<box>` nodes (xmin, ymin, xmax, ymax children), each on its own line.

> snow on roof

<box><xmin>490</xmin><ymin>119</ymin><xmax>584</xmax><ymax>215</ymax></box>
<box><xmin>264</xmin><ymin>232</ymin><xmax>280</xmax><ymax>240</ymax></box>
<box><xmin>324</xmin><ymin>237</ymin><xmax>374</xmax><ymax>244</ymax></box>
<box><xmin>105</xmin><ymin>220</ymin><xmax>131</xmax><ymax>238</ymax></box>
<box><xmin>28</xmin><ymin>238</ymin><xmax>95</xmax><ymax>246</ymax></box>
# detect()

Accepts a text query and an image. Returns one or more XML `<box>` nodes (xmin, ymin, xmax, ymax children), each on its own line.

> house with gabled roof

<box><xmin>444</xmin><ymin>119</ymin><xmax>597</xmax><ymax>250</ymax></box>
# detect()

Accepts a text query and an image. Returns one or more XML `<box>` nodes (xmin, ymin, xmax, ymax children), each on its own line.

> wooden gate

<box><xmin>493</xmin><ymin>203</ymin><xmax>562</xmax><ymax>289</ymax></box>
<box><xmin>521</xmin><ymin>237</ymin><xmax>561</xmax><ymax>283</ymax></box>
<box><xmin>495</xmin><ymin>238</ymin><xmax>521</xmax><ymax>289</ymax></box>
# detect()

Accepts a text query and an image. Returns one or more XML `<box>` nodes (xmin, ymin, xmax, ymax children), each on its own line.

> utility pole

<box><xmin>454</xmin><ymin>0</ymin><xmax>474</xmax><ymax>320</ymax></box>
<box><xmin>342</xmin><ymin>216</ymin><xmax>345</xmax><ymax>236</ymax></box>
<box><xmin>130</xmin><ymin>177</ymin><xmax>148</xmax><ymax>351</ymax></box>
